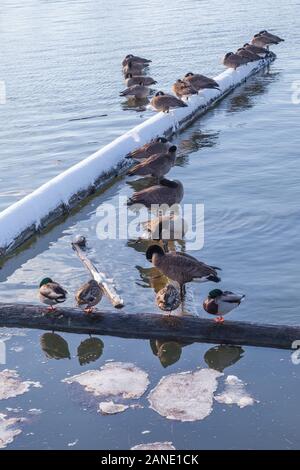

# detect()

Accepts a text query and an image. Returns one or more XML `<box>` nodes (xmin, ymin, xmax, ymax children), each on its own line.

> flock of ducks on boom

<box><xmin>39</xmin><ymin>30</ymin><xmax>283</xmax><ymax>323</ymax></box>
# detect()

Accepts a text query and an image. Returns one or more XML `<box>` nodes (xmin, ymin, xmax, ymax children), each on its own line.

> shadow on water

<box><xmin>204</xmin><ymin>344</ymin><xmax>245</xmax><ymax>372</ymax></box>
<box><xmin>120</xmin><ymin>98</ymin><xmax>149</xmax><ymax>113</ymax></box>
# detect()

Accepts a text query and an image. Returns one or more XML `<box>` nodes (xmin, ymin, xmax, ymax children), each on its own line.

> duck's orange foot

<box><xmin>46</xmin><ymin>305</ymin><xmax>56</xmax><ymax>312</ymax></box>
<box><xmin>84</xmin><ymin>307</ymin><xmax>94</xmax><ymax>315</ymax></box>
<box><xmin>214</xmin><ymin>316</ymin><xmax>225</xmax><ymax>324</ymax></box>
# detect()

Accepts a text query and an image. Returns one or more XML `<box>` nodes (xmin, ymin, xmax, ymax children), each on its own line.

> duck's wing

<box><xmin>168</xmin><ymin>252</ymin><xmax>220</xmax><ymax>277</ymax></box>
<box><xmin>40</xmin><ymin>282</ymin><xmax>67</xmax><ymax>301</ymax></box>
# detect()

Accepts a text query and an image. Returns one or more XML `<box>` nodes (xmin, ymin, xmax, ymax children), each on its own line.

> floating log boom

<box><xmin>0</xmin><ymin>303</ymin><xmax>298</xmax><ymax>350</ymax></box>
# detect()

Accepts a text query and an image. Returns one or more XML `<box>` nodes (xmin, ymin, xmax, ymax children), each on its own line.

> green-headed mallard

<box><xmin>39</xmin><ymin>277</ymin><xmax>67</xmax><ymax>311</ymax></box>
<box><xmin>146</xmin><ymin>245</ymin><xmax>221</xmax><ymax>299</ymax></box>
<box><xmin>203</xmin><ymin>289</ymin><xmax>245</xmax><ymax>323</ymax></box>
<box><xmin>75</xmin><ymin>279</ymin><xmax>103</xmax><ymax>314</ymax></box>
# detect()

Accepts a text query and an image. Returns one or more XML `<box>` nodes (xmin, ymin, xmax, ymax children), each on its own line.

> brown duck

<box><xmin>120</xmin><ymin>83</ymin><xmax>150</xmax><ymax>99</ymax></box>
<box><xmin>146</xmin><ymin>245</ymin><xmax>221</xmax><ymax>299</ymax></box>
<box><xmin>223</xmin><ymin>52</ymin><xmax>248</xmax><ymax>69</ymax></box>
<box><xmin>236</xmin><ymin>47</ymin><xmax>260</xmax><ymax>62</ymax></box>
<box><xmin>127</xmin><ymin>146</ymin><xmax>177</xmax><ymax>180</ymax></box>
<box><xmin>183</xmin><ymin>72</ymin><xmax>220</xmax><ymax>91</ymax></box>
<box><xmin>171</xmin><ymin>79</ymin><xmax>198</xmax><ymax>99</ymax></box>
<box><xmin>127</xmin><ymin>178</ymin><xmax>184</xmax><ymax>208</ymax></box>
<box><xmin>243</xmin><ymin>43</ymin><xmax>269</xmax><ymax>56</ymax></box>
<box><xmin>258</xmin><ymin>30</ymin><xmax>284</xmax><ymax>43</ymax></box>
<box><xmin>125</xmin><ymin>137</ymin><xmax>169</xmax><ymax>160</ymax></box>
<box><xmin>150</xmin><ymin>91</ymin><xmax>188</xmax><ymax>113</ymax></box>
<box><xmin>125</xmin><ymin>73</ymin><xmax>157</xmax><ymax>87</ymax></box>
<box><xmin>122</xmin><ymin>54</ymin><xmax>152</xmax><ymax>67</ymax></box>
<box><xmin>123</xmin><ymin>61</ymin><xmax>146</xmax><ymax>76</ymax></box>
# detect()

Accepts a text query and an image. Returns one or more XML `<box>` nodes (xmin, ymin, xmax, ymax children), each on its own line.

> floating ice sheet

<box><xmin>98</xmin><ymin>401</ymin><xmax>129</xmax><ymax>415</ymax></box>
<box><xmin>148</xmin><ymin>368</ymin><xmax>223</xmax><ymax>422</ymax></box>
<box><xmin>62</xmin><ymin>362</ymin><xmax>149</xmax><ymax>400</ymax></box>
<box><xmin>0</xmin><ymin>413</ymin><xmax>24</xmax><ymax>449</ymax></box>
<box><xmin>0</xmin><ymin>369</ymin><xmax>42</xmax><ymax>400</ymax></box>
<box><xmin>131</xmin><ymin>441</ymin><xmax>176</xmax><ymax>450</ymax></box>
<box><xmin>215</xmin><ymin>375</ymin><xmax>256</xmax><ymax>408</ymax></box>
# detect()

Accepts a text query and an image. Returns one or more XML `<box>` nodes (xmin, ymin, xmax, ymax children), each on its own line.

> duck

<box><xmin>125</xmin><ymin>73</ymin><xmax>157</xmax><ymax>87</ymax></box>
<box><xmin>122</xmin><ymin>54</ymin><xmax>152</xmax><ymax>67</ymax></box>
<box><xmin>142</xmin><ymin>213</ymin><xmax>187</xmax><ymax>251</ymax></box>
<box><xmin>236</xmin><ymin>47</ymin><xmax>260</xmax><ymax>62</ymax></box>
<box><xmin>75</xmin><ymin>279</ymin><xmax>103</xmax><ymax>314</ymax></box>
<box><xmin>223</xmin><ymin>52</ymin><xmax>248</xmax><ymax>69</ymax></box>
<box><xmin>171</xmin><ymin>79</ymin><xmax>198</xmax><ymax>99</ymax></box>
<box><xmin>150</xmin><ymin>91</ymin><xmax>188</xmax><ymax>113</ymax></box>
<box><xmin>127</xmin><ymin>178</ymin><xmax>184</xmax><ymax>208</ymax></box>
<box><xmin>146</xmin><ymin>245</ymin><xmax>221</xmax><ymax>299</ymax></box>
<box><xmin>120</xmin><ymin>83</ymin><xmax>150</xmax><ymax>99</ymax></box>
<box><xmin>258</xmin><ymin>30</ymin><xmax>284</xmax><ymax>43</ymax></box>
<box><xmin>125</xmin><ymin>137</ymin><xmax>169</xmax><ymax>160</ymax></box>
<box><xmin>251</xmin><ymin>33</ymin><xmax>278</xmax><ymax>48</ymax></box>
<box><xmin>127</xmin><ymin>146</ymin><xmax>177</xmax><ymax>181</ymax></box>
<box><xmin>156</xmin><ymin>284</ymin><xmax>181</xmax><ymax>312</ymax></box>
<box><xmin>39</xmin><ymin>277</ymin><xmax>67</xmax><ymax>311</ymax></box>
<box><xmin>123</xmin><ymin>61</ymin><xmax>146</xmax><ymax>77</ymax></box>
<box><xmin>183</xmin><ymin>72</ymin><xmax>220</xmax><ymax>91</ymax></box>
<box><xmin>203</xmin><ymin>289</ymin><xmax>245</xmax><ymax>323</ymax></box>
<box><xmin>243</xmin><ymin>43</ymin><xmax>269</xmax><ymax>57</ymax></box>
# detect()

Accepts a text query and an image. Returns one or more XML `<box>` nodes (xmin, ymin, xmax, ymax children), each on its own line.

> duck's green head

<box><xmin>39</xmin><ymin>277</ymin><xmax>53</xmax><ymax>288</ymax></box>
<box><xmin>208</xmin><ymin>289</ymin><xmax>223</xmax><ymax>299</ymax></box>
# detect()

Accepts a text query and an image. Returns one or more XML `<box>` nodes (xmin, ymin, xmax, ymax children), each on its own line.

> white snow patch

<box><xmin>0</xmin><ymin>413</ymin><xmax>25</xmax><ymax>449</ymax></box>
<box><xmin>148</xmin><ymin>368</ymin><xmax>223</xmax><ymax>422</ymax></box>
<box><xmin>0</xmin><ymin>56</ymin><xmax>274</xmax><ymax>253</ymax></box>
<box><xmin>62</xmin><ymin>362</ymin><xmax>149</xmax><ymax>399</ymax></box>
<box><xmin>68</xmin><ymin>439</ymin><xmax>79</xmax><ymax>447</ymax></box>
<box><xmin>131</xmin><ymin>441</ymin><xmax>175</xmax><ymax>450</ymax></box>
<box><xmin>0</xmin><ymin>369</ymin><xmax>42</xmax><ymax>400</ymax></box>
<box><xmin>215</xmin><ymin>375</ymin><xmax>256</xmax><ymax>408</ymax></box>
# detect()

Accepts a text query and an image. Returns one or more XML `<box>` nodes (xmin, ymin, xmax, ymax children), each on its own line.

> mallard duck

<box><xmin>183</xmin><ymin>72</ymin><xmax>220</xmax><ymax>91</ymax></box>
<box><xmin>127</xmin><ymin>145</ymin><xmax>177</xmax><ymax>181</ymax></box>
<box><xmin>125</xmin><ymin>137</ymin><xmax>169</xmax><ymax>160</ymax></box>
<box><xmin>150</xmin><ymin>91</ymin><xmax>188</xmax><ymax>113</ymax></box>
<box><xmin>39</xmin><ymin>278</ymin><xmax>67</xmax><ymax>311</ymax></box>
<box><xmin>223</xmin><ymin>52</ymin><xmax>248</xmax><ymax>69</ymax></box>
<box><xmin>203</xmin><ymin>289</ymin><xmax>245</xmax><ymax>323</ymax></box>
<box><xmin>171</xmin><ymin>79</ymin><xmax>198</xmax><ymax>99</ymax></box>
<box><xmin>122</xmin><ymin>54</ymin><xmax>152</xmax><ymax>67</ymax></box>
<box><xmin>75</xmin><ymin>279</ymin><xmax>103</xmax><ymax>314</ymax></box>
<box><xmin>120</xmin><ymin>83</ymin><xmax>150</xmax><ymax>99</ymax></box>
<box><xmin>243</xmin><ymin>43</ymin><xmax>269</xmax><ymax>56</ymax></box>
<box><xmin>127</xmin><ymin>178</ymin><xmax>184</xmax><ymax>208</ymax></box>
<box><xmin>125</xmin><ymin>73</ymin><xmax>157</xmax><ymax>87</ymax></box>
<box><xmin>236</xmin><ymin>47</ymin><xmax>260</xmax><ymax>62</ymax></box>
<box><xmin>156</xmin><ymin>284</ymin><xmax>181</xmax><ymax>311</ymax></box>
<box><xmin>146</xmin><ymin>245</ymin><xmax>221</xmax><ymax>299</ymax></box>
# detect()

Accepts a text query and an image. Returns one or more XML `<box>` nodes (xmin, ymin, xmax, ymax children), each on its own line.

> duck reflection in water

<box><xmin>77</xmin><ymin>336</ymin><xmax>104</xmax><ymax>366</ymax></box>
<box><xmin>204</xmin><ymin>344</ymin><xmax>245</xmax><ymax>372</ymax></box>
<box><xmin>40</xmin><ymin>332</ymin><xmax>71</xmax><ymax>360</ymax></box>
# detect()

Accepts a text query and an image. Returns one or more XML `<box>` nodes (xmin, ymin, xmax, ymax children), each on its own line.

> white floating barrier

<box><xmin>0</xmin><ymin>55</ymin><xmax>275</xmax><ymax>257</ymax></box>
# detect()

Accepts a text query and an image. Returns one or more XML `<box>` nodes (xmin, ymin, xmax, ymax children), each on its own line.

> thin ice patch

<box><xmin>148</xmin><ymin>368</ymin><xmax>223</xmax><ymax>422</ymax></box>
<box><xmin>62</xmin><ymin>362</ymin><xmax>149</xmax><ymax>400</ymax></box>
<box><xmin>215</xmin><ymin>375</ymin><xmax>256</xmax><ymax>408</ymax></box>
<box><xmin>131</xmin><ymin>441</ymin><xmax>175</xmax><ymax>450</ymax></box>
<box><xmin>0</xmin><ymin>413</ymin><xmax>25</xmax><ymax>449</ymax></box>
<box><xmin>0</xmin><ymin>370</ymin><xmax>42</xmax><ymax>400</ymax></box>
<box><xmin>98</xmin><ymin>401</ymin><xmax>129</xmax><ymax>415</ymax></box>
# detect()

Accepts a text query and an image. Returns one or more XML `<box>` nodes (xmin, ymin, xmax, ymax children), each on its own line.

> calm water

<box><xmin>1</xmin><ymin>0</ymin><xmax>300</xmax><ymax>450</ymax></box>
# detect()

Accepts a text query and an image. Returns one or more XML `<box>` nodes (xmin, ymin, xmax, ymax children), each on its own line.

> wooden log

<box><xmin>71</xmin><ymin>238</ymin><xmax>124</xmax><ymax>309</ymax></box>
<box><xmin>0</xmin><ymin>302</ymin><xmax>299</xmax><ymax>350</ymax></box>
